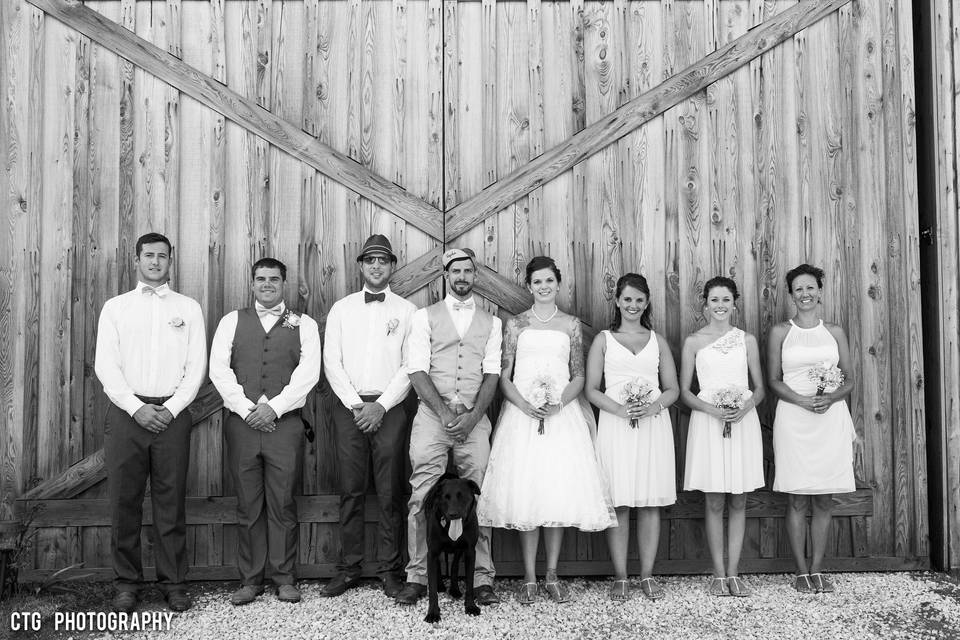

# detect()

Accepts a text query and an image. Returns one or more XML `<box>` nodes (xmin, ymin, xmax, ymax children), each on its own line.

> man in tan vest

<box><xmin>395</xmin><ymin>248</ymin><xmax>501</xmax><ymax>606</ymax></box>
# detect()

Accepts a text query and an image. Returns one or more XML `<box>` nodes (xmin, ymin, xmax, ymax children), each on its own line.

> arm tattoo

<box><xmin>502</xmin><ymin>312</ymin><xmax>531</xmax><ymax>372</ymax></box>
<box><xmin>569</xmin><ymin>317</ymin><xmax>585</xmax><ymax>378</ymax></box>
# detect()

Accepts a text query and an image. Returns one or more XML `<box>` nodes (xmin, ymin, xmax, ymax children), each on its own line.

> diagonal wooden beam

<box><xmin>445</xmin><ymin>0</ymin><xmax>853</xmax><ymax>241</ymax></box>
<box><xmin>390</xmin><ymin>247</ymin><xmax>444</xmax><ymax>298</ymax></box>
<box><xmin>28</xmin><ymin>0</ymin><xmax>443</xmax><ymax>240</ymax></box>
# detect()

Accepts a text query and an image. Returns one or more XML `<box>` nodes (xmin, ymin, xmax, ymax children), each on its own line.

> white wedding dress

<box><xmin>477</xmin><ymin>329</ymin><xmax>617</xmax><ymax>531</ymax></box>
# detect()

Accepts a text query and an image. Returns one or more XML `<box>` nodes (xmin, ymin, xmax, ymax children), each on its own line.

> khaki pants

<box><xmin>404</xmin><ymin>404</ymin><xmax>494</xmax><ymax>586</ymax></box>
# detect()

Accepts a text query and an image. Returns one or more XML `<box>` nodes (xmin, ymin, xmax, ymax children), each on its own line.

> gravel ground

<box><xmin>4</xmin><ymin>572</ymin><xmax>960</xmax><ymax>639</ymax></box>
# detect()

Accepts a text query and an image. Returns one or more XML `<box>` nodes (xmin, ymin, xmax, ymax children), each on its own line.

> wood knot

<box><xmin>874</xmin><ymin>412</ymin><xmax>883</xmax><ymax>422</ymax></box>
<box><xmin>867</xmin><ymin>285</ymin><xmax>879</xmax><ymax>300</ymax></box>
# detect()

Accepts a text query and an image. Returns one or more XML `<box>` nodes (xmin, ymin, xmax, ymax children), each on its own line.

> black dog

<box><xmin>422</xmin><ymin>472</ymin><xmax>482</xmax><ymax>623</ymax></box>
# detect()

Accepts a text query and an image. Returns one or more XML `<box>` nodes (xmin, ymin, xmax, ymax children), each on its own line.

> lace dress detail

<box><xmin>683</xmin><ymin>329</ymin><xmax>765</xmax><ymax>494</ymax></box>
<box><xmin>772</xmin><ymin>321</ymin><xmax>855</xmax><ymax>494</ymax></box>
<box><xmin>595</xmin><ymin>330</ymin><xmax>677</xmax><ymax>508</ymax></box>
<box><xmin>476</xmin><ymin>328</ymin><xmax>617</xmax><ymax>531</ymax></box>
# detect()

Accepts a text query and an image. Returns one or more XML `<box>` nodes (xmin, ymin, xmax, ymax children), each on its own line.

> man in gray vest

<box><xmin>209</xmin><ymin>258</ymin><xmax>321</xmax><ymax>605</ymax></box>
<box><xmin>395</xmin><ymin>248</ymin><xmax>501</xmax><ymax>606</ymax></box>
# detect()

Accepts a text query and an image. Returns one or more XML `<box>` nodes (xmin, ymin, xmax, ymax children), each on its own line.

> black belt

<box><xmin>135</xmin><ymin>394</ymin><xmax>172</xmax><ymax>405</ymax></box>
<box><xmin>359</xmin><ymin>394</ymin><xmax>382</xmax><ymax>403</ymax></box>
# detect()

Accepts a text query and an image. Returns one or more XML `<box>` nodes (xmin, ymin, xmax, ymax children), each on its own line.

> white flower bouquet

<box><xmin>527</xmin><ymin>373</ymin><xmax>562</xmax><ymax>435</ymax></box>
<box><xmin>713</xmin><ymin>387</ymin><xmax>745</xmax><ymax>438</ymax></box>
<box><xmin>620</xmin><ymin>379</ymin><xmax>656</xmax><ymax>428</ymax></box>
<box><xmin>807</xmin><ymin>361</ymin><xmax>844</xmax><ymax>396</ymax></box>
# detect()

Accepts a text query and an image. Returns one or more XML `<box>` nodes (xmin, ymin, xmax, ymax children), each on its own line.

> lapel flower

<box><xmin>281</xmin><ymin>310</ymin><xmax>301</xmax><ymax>330</ymax></box>
<box><xmin>386</xmin><ymin>318</ymin><xmax>399</xmax><ymax>336</ymax></box>
<box><xmin>168</xmin><ymin>317</ymin><xmax>185</xmax><ymax>329</ymax></box>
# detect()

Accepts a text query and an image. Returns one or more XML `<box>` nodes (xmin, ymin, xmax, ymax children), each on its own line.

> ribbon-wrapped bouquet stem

<box><xmin>713</xmin><ymin>387</ymin><xmax>745</xmax><ymax>438</ymax></box>
<box><xmin>527</xmin><ymin>374</ymin><xmax>562</xmax><ymax>435</ymax></box>
<box><xmin>620</xmin><ymin>379</ymin><xmax>656</xmax><ymax>428</ymax></box>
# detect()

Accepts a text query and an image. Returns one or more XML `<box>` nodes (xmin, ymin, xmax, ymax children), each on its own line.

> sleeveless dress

<box><xmin>683</xmin><ymin>328</ymin><xmax>765</xmax><ymax>494</ymax></box>
<box><xmin>595</xmin><ymin>330</ymin><xmax>677</xmax><ymax>508</ymax></box>
<box><xmin>477</xmin><ymin>329</ymin><xmax>617</xmax><ymax>531</ymax></box>
<box><xmin>772</xmin><ymin>320</ymin><xmax>856</xmax><ymax>494</ymax></box>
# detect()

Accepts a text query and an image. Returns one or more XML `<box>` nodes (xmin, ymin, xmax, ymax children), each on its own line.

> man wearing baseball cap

<box><xmin>395</xmin><ymin>247</ymin><xmax>501</xmax><ymax>606</ymax></box>
<box><xmin>322</xmin><ymin>234</ymin><xmax>417</xmax><ymax>598</ymax></box>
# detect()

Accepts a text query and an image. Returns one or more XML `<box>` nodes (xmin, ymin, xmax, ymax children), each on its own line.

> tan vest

<box><xmin>425</xmin><ymin>301</ymin><xmax>493</xmax><ymax>409</ymax></box>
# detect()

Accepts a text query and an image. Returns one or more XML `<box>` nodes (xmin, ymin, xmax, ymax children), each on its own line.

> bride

<box><xmin>477</xmin><ymin>256</ymin><xmax>616</xmax><ymax>605</ymax></box>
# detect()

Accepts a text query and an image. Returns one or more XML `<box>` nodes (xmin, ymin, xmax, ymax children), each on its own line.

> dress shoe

<box><xmin>321</xmin><ymin>572</ymin><xmax>361</xmax><ymax>597</ymax></box>
<box><xmin>230</xmin><ymin>584</ymin><xmax>264</xmax><ymax>606</ymax></box>
<box><xmin>277</xmin><ymin>584</ymin><xmax>301</xmax><ymax>603</ymax></box>
<box><xmin>112</xmin><ymin>591</ymin><xmax>138</xmax><ymax>613</ymax></box>
<box><xmin>382</xmin><ymin>573</ymin><xmax>404</xmax><ymax>598</ymax></box>
<box><xmin>165</xmin><ymin>589</ymin><xmax>192</xmax><ymax>612</ymax></box>
<box><xmin>394</xmin><ymin>582</ymin><xmax>427</xmax><ymax>605</ymax></box>
<box><xmin>474</xmin><ymin>584</ymin><xmax>500</xmax><ymax>606</ymax></box>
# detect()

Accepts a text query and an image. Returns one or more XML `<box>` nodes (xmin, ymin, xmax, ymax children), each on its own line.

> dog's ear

<box><xmin>466</xmin><ymin>480</ymin><xmax>481</xmax><ymax>496</ymax></box>
<box><xmin>424</xmin><ymin>477</ymin><xmax>444</xmax><ymax>513</ymax></box>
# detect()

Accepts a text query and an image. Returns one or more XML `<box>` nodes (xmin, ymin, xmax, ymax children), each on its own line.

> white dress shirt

<box><xmin>323</xmin><ymin>286</ymin><xmax>417</xmax><ymax>411</ymax></box>
<box><xmin>94</xmin><ymin>281</ymin><xmax>207</xmax><ymax>418</ymax></box>
<box><xmin>406</xmin><ymin>295</ymin><xmax>502</xmax><ymax>376</ymax></box>
<box><xmin>208</xmin><ymin>301</ymin><xmax>322</xmax><ymax>418</ymax></box>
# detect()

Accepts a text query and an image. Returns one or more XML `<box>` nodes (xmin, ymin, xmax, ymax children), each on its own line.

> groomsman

<box><xmin>209</xmin><ymin>258</ymin><xmax>321</xmax><ymax>605</ymax></box>
<box><xmin>395</xmin><ymin>248</ymin><xmax>501</xmax><ymax>606</ymax></box>
<box><xmin>321</xmin><ymin>234</ymin><xmax>416</xmax><ymax>598</ymax></box>
<box><xmin>94</xmin><ymin>232</ymin><xmax>206</xmax><ymax>613</ymax></box>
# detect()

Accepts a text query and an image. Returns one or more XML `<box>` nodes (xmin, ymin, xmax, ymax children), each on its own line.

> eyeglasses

<box><xmin>362</xmin><ymin>255</ymin><xmax>391</xmax><ymax>265</ymax></box>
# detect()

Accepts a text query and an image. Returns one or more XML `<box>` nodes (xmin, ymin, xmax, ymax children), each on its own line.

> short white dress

<box><xmin>477</xmin><ymin>329</ymin><xmax>617</xmax><ymax>531</ymax></box>
<box><xmin>595</xmin><ymin>330</ymin><xmax>677</xmax><ymax>508</ymax></box>
<box><xmin>772</xmin><ymin>320</ymin><xmax>856</xmax><ymax>495</ymax></box>
<box><xmin>683</xmin><ymin>328</ymin><xmax>765</xmax><ymax>494</ymax></box>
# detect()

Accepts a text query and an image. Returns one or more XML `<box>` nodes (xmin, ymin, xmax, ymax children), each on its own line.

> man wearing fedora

<box><xmin>321</xmin><ymin>235</ymin><xmax>417</xmax><ymax>598</ymax></box>
<box><xmin>395</xmin><ymin>248</ymin><xmax>501</xmax><ymax>606</ymax></box>
<box><xmin>95</xmin><ymin>232</ymin><xmax>206</xmax><ymax>613</ymax></box>
<box><xmin>209</xmin><ymin>257</ymin><xmax>321</xmax><ymax>606</ymax></box>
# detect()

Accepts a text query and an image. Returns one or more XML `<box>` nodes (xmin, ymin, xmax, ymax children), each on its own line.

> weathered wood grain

<box><xmin>25</xmin><ymin>0</ymin><xmax>443</xmax><ymax>240</ymax></box>
<box><xmin>445</xmin><ymin>0</ymin><xmax>854</xmax><ymax>241</ymax></box>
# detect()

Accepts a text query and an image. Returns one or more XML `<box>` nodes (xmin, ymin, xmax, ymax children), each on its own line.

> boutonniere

<box><xmin>281</xmin><ymin>311</ymin><xmax>301</xmax><ymax>329</ymax></box>
<box><xmin>386</xmin><ymin>318</ymin><xmax>399</xmax><ymax>336</ymax></box>
<box><xmin>168</xmin><ymin>317</ymin><xmax>185</xmax><ymax>329</ymax></box>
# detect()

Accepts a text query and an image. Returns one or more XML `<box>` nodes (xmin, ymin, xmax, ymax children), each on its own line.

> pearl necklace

<box><xmin>531</xmin><ymin>305</ymin><xmax>559</xmax><ymax>323</ymax></box>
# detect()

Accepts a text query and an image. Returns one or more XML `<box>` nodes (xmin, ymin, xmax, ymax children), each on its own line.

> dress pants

<box><xmin>404</xmin><ymin>404</ymin><xmax>494</xmax><ymax>587</ymax></box>
<box><xmin>332</xmin><ymin>397</ymin><xmax>407</xmax><ymax>578</ymax></box>
<box><xmin>225</xmin><ymin>411</ymin><xmax>303</xmax><ymax>586</ymax></box>
<box><xmin>104</xmin><ymin>400</ymin><xmax>192</xmax><ymax>593</ymax></box>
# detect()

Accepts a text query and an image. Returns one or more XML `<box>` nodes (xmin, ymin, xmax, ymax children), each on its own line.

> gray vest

<box><xmin>425</xmin><ymin>301</ymin><xmax>493</xmax><ymax>409</ymax></box>
<box><xmin>230</xmin><ymin>308</ymin><xmax>301</xmax><ymax>404</ymax></box>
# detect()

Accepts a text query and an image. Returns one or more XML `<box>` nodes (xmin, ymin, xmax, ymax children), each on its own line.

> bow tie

<box><xmin>256</xmin><ymin>305</ymin><xmax>284</xmax><ymax>318</ymax></box>
<box><xmin>141</xmin><ymin>285</ymin><xmax>167</xmax><ymax>298</ymax></box>
<box><xmin>452</xmin><ymin>300</ymin><xmax>474</xmax><ymax>311</ymax></box>
<box><xmin>364</xmin><ymin>292</ymin><xmax>386</xmax><ymax>304</ymax></box>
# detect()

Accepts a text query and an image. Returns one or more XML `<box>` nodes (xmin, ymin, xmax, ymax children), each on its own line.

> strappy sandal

<box><xmin>793</xmin><ymin>574</ymin><xmax>815</xmax><ymax>593</ymax></box>
<box><xmin>543</xmin><ymin>579</ymin><xmax>571</xmax><ymax>603</ymax></box>
<box><xmin>639</xmin><ymin>577</ymin><xmax>664</xmax><ymax>601</ymax></box>
<box><xmin>809</xmin><ymin>573</ymin><xmax>835</xmax><ymax>593</ymax></box>
<box><xmin>708</xmin><ymin>576</ymin><xmax>728</xmax><ymax>596</ymax></box>
<box><xmin>726</xmin><ymin>576</ymin><xmax>752</xmax><ymax>597</ymax></box>
<box><xmin>609</xmin><ymin>579</ymin><xmax>630</xmax><ymax>602</ymax></box>
<box><xmin>517</xmin><ymin>581</ymin><xmax>537</xmax><ymax>605</ymax></box>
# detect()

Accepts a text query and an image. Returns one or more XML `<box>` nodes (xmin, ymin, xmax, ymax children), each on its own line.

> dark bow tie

<box><xmin>364</xmin><ymin>292</ymin><xmax>386</xmax><ymax>304</ymax></box>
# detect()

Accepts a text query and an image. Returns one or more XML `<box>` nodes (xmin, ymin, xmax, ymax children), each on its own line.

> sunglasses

<box><xmin>362</xmin><ymin>255</ymin><xmax>391</xmax><ymax>265</ymax></box>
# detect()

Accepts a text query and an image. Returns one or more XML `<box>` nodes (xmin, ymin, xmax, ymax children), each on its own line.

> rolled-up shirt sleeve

<box><xmin>208</xmin><ymin>312</ymin><xmax>256</xmax><ymax>416</ymax></box>
<box><xmin>163</xmin><ymin>300</ymin><xmax>207</xmax><ymax>418</ymax></box>
<box><xmin>406</xmin><ymin>308</ymin><xmax>431</xmax><ymax>375</ymax></box>
<box><xmin>481</xmin><ymin>316</ymin><xmax>503</xmax><ymax>375</ymax></box>
<box><xmin>266</xmin><ymin>314</ymin><xmax>322</xmax><ymax>418</ymax></box>
<box><xmin>94</xmin><ymin>300</ymin><xmax>145</xmax><ymax>417</ymax></box>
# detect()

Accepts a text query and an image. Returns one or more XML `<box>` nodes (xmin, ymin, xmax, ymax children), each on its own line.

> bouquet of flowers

<box><xmin>807</xmin><ymin>361</ymin><xmax>844</xmax><ymax>396</ymax></box>
<box><xmin>713</xmin><ymin>387</ymin><xmax>745</xmax><ymax>438</ymax></box>
<box><xmin>620</xmin><ymin>379</ymin><xmax>657</xmax><ymax>428</ymax></box>
<box><xmin>527</xmin><ymin>374</ymin><xmax>562</xmax><ymax>435</ymax></box>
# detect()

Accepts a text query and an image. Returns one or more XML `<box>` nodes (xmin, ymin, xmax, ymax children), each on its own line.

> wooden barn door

<box><xmin>6</xmin><ymin>0</ymin><xmax>928</xmax><ymax>580</ymax></box>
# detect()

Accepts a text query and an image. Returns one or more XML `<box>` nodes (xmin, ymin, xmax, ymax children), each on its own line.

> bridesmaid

<box><xmin>585</xmin><ymin>273</ymin><xmax>679</xmax><ymax>601</ymax></box>
<box><xmin>767</xmin><ymin>264</ymin><xmax>856</xmax><ymax>594</ymax></box>
<box><xmin>680</xmin><ymin>277</ymin><xmax>765</xmax><ymax>597</ymax></box>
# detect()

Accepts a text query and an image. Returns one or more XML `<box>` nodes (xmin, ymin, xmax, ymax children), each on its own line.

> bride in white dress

<box><xmin>477</xmin><ymin>256</ymin><xmax>616</xmax><ymax>605</ymax></box>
